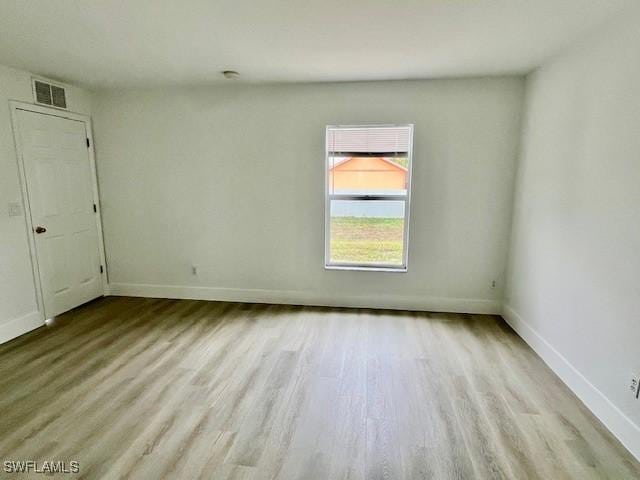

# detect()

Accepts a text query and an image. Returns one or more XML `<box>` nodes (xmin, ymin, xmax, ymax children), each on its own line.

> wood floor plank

<box><xmin>0</xmin><ymin>297</ymin><xmax>637</xmax><ymax>479</ymax></box>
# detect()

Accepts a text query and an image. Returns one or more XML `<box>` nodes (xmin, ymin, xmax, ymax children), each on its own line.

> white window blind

<box><xmin>326</xmin><ymin>126</ymin><xmax>411</xmax><ymax>154</ymax></box>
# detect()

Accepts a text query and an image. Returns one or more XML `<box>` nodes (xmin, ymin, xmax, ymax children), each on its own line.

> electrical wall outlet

<box><xmin>191</xmin><ymin>265</ymin><xmax>198</xmax><ymax>276</ymax></box>
<box><xmin>491</xmin><ymin>280</ymin><xmax>497</xmax><ymax>289</ymax></box>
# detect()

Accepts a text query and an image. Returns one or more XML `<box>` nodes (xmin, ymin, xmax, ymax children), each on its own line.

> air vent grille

<box><xmin>32</xmin><ymin>78</ymin><xmax>67</xmax><ymax>109</ymax></box>
<box><xmin>34</xmin><ymin>80</ymin><xmax>52</xmax><ymax>105</ymax></box>
<box><xmin>51</xmin><ymin>85</ymin><xmax>67</xmax><ymax>109</ymax></box>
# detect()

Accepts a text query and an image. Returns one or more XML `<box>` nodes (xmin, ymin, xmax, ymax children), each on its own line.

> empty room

<box><xmin>0</xmin><ymin>1</ymin><xmax>639</xmax><ymax>478</ymax></box>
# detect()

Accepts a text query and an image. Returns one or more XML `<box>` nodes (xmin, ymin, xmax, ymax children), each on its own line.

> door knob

<box><xmin>34</xmin><ymin>226</ymin><xmax>47</xmax><ymax>234</ymax></box>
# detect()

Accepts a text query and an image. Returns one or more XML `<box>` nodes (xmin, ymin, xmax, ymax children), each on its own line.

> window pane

<box><xmin>328</xmin><ymin>155</ymin><xmax>409</xmax><ymax>195</ymax></box>
<box><xmin>330</xmin><ymin>200</ymin><xmax>405</xmax><ymax>266</ymax></box>
<box><xmin>325</xmin><ymin>125</ymin><xmax>412</xmax><ymax>271</ymax></box>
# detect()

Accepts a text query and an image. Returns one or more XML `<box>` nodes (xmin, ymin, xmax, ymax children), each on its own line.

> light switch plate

<box><xmin>8</xmin><ymin>202</ymin><xmax>23</xmax><ymax>217</ymax></box>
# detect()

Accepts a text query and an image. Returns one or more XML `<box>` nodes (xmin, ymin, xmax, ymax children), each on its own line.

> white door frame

<box><xmin>9</xmin><ymin>100</ymin><xmax>109</xmax><ymax>319</ymax></box>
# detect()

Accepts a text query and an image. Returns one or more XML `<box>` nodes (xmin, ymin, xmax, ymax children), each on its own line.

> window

<box><xmin>325</xmin><ymin>124</ymin><xmax>413</xmax><ymax>271</ymax></box>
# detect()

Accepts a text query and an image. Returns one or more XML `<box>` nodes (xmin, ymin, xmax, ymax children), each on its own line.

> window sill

<box><xmin>325</xmin><ymin>265</ymin><xmax>408</xmax><ymax>273</ymax></box>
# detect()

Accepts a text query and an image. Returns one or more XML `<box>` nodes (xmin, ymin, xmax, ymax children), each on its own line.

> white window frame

<box><xmin>324</xmin><ymin>124</ymin><xmax>413</xmax><ymax>272</ymax></box>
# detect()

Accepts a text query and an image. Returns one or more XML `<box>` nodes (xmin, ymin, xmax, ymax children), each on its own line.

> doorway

<box><xmin>11</xmin><ymin>103</ymin><xmax>107</xmax><ymax>319</ymax></box>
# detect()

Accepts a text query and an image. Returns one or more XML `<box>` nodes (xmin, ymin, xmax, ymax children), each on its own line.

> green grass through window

<box><xmin>330</xmin><ymin>216</ymin><xmax>404</xmax><ymax>265</ymax></box>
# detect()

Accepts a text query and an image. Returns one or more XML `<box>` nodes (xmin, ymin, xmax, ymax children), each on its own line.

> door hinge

<box><xmin>100</xmin><ymin>265</ymin><xmax>104</xmax><ymax>274</ymax></box>
<box><xmin>93</xmin><ymin>203</ymin><xmax>97</xmax><ymax>213</ymax></box>
<box><xmin>86</xmin><ymin>138</ymin><xmax>90</xmax><ymax>148</ymax></box>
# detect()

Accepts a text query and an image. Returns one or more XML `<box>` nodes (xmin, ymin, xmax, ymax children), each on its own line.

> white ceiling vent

<box><xmin>32</xmin><ymin>78</ymin><xmax>67</xmax><ymax>109</ymax></box>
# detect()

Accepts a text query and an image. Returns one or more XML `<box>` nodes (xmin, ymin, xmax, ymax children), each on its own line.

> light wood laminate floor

<box><xmin>0</xmin><ymin>297</ymin><xmax>638</xmax><ymax>479</ymax></box>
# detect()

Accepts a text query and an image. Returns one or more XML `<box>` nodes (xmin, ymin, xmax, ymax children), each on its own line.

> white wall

<box><xmin>505</xmin><ymin>11</ymin><xmax>640</xmax><ymax>460</ymax></box>
<box><xmin>93</xmin><ymin>78</ymin><xmax>524</xmax><ymax>312</ymax></box>
<box><xmin>0</xmin><ymin>64</ymin><xmax>92</xmax><ymax>342</ymax></box>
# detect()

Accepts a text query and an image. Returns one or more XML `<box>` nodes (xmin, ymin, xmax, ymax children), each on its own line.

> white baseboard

<box><xmin>108</xmin><ymin>282</ymin><xmax>502</xmax><ymax>315</ymax></box>
<box><xmin>502</xmin><ymin>304</ymin><xmax>640</xmax><ymax>462</ymax></box>
<box><xmin>0</xmin><ymin>310</ymin><xmax>45</xmax><ymax>344</ymax></box>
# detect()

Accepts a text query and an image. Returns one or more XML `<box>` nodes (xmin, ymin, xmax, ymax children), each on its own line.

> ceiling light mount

<box><xmin>222</xmin><ymin>70</ymin><xmax>240</xmax><ymax>80</ymax></box>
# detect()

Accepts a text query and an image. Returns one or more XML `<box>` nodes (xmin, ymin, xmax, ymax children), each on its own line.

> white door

<box><xmin>16</xmin><ymin>109</ymin><xmax>103</xmax><ymax>318</ymax></box>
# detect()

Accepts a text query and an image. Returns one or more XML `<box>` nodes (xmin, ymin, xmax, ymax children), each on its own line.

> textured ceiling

<box><xmin>0</xmin><ymin>0</ymin><xmax>634</xmax><ymax>88</ymax></box>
